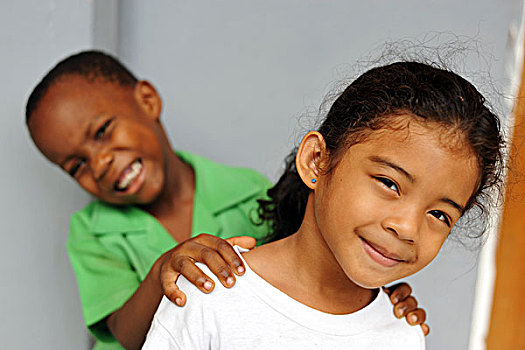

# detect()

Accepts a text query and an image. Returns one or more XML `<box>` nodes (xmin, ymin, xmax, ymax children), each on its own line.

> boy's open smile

<box><xmin>114</xmin><ymin>158</ymin><xmax>145</xmax><ymax>193</ymax></box>
<box><xmin>28</xmin><ymin>75</ymin><xmax>174</xmax><ymax>206</ymax></box>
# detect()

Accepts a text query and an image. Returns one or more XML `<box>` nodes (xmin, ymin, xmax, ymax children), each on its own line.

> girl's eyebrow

<box><xmin>368</xmin><ymin>156</ymin><xmax>415</xmax><ymax>183</ymax></box>
<box><xmin>441</xmin><ymin>198</ymin><xmax>465</xmax><ymax>215</ymax></box>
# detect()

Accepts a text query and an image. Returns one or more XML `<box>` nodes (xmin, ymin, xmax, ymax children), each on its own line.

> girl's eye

<box><xmin>69</xmin><ymin>158</ymin><xmax>86</xmax><ymax>177</ymax></box>
<box><xmin>95</xmin><ymin>118</ymin><xmax>113</xmax><ymax>140</ymax></box>
<box><xmin>375</xmin><ymin>177</ymin><xmax>399</xmax><ymax>193</ymax></box>
<box><xmin>429</xmin><ymin>210</ymin><xmax>451</xmax><ymax>226</ymax></box>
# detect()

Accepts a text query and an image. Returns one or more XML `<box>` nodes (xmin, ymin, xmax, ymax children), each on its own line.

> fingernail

<box><xmin>237</xmin><ymin>266</ymin><xmax>245</xmax><ymax>274</ymax></box>
<box><xmin>396</xmin><ymin>306</ymin><xmax>406</xmax><ymax>317</ymax></box>
<box><xmin>175</xmin><ymin>298</ymin><xmax>183</xmax><ymax>306</ymax></box>
<box><xmin>409</xmin><ymin>314</ymin><xmax>418</xmax><ymax>323</ymax></box>
<box><xmin>204</xmin><ymin>281</ymin><xmax>213</xmax><ymax>290</ymax></box>
<box><xmin>226</xmin><ymin>277</ymin><xmax>234</xmax><ymax>286</ymax></box>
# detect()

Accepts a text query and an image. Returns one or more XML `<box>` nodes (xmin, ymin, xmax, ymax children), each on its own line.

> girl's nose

<box><xmin>90</xmin><ymin>148</ymin><xmax>113</xmax><ymax>180</ymax></box>
<box><xmin>381</xmin><ymin>209</ymin><xmax>421</xmax><ymax>243</ymax></box>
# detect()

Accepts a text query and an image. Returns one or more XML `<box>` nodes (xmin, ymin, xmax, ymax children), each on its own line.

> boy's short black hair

<box><xmin>26</xmin><ymin>50</ymin><xmax>138</xmax><ymax>124</ymax></box>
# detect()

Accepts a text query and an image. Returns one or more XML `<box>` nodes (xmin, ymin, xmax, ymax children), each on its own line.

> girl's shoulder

<box><xmin>151</xmin><ymin>262</ymin><xmax>251</xmax><ymax>336</ymax></box>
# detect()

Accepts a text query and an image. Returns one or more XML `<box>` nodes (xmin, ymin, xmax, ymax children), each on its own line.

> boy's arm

<box><xmin>68</xmin><ymin>207</ymin><xmax>253</xmax><ymax>349</ymax></box>
<box><xmin>105</xmin><ymin>261</ymin><xmax>163</xmax><ymax>349</ymax></box>
<box><xmin>106</xmin><ymin>234</ymin><xmax>255</xmax><ymax>350</ymax></box>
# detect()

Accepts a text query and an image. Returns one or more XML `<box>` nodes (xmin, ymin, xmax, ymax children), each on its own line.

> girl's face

<box><xmin>312</xmin><ymin>118</ymin><xmax>479</xmax><ymax>288</ymax></box>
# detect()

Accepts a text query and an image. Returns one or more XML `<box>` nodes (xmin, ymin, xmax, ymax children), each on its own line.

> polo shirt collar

<box><xmin>89</xmin><ymin>201</ymin><xmax>151</xmax><ymax>234</ymax></box>
<box><xmin>177</xmin><ymin>150</ymin><xmax>263</xmax><ymax>215</ymax></box>
<box><xmin>88</xmin><ymin>150</ymin><xmax>263</xmax><ymax>237</ymax></box>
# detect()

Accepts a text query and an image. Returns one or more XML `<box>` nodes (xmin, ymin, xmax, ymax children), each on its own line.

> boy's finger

<box><xmin>183</xmin><ymin>234</ymin><xmax>247</xmax><ymax>277</ymax></box>
<box><xmin>393</xmin><ymin>296</ymin><xmax>418</xmax><ymax>318</ymax></box>
<box><xmin>170</xmin><ymin>255</ymin><xmax>216</xmax><ymax>293</ymax></box>
<box><xmin>225</xmin><ymin>236</ymin><xmax>257</xmax><ymax>249</ymax></box>
<box><xmin>388</xmin><ymin>282</ymin><xmax>413</xmax><ymax>304</ymax></box>
<box><xmin>163</xmin><ymin>281</ymin><xmax>187</xmax><ymax>307</ymax></box>
<box><xmin>214</xmin><ymin>238</ymin><xmax>248</xmax><ymax>276</ymax></box>
<box><xmin>160</xmin><ymin>267</ymin><xmax>187</xmax><ymax>306</ymax></box>
<box><xmin>405</xmin><ymin>309</ymin><xmax>426</xmax><ymax>325</ymax></box>
<box><xmin>421</xmin><ymin>323</ymin><xmax>430</xmax><ymax>336</ymax></box>
<box><xmin>197</xmin><ymin>246</ymin><xmax>237</xmax><ymax>288</ymax></box>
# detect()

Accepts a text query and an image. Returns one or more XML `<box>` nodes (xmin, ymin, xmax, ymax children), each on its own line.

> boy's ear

<box><xmin>134</xmin><ymin>80</ymin><xmax>162</xmax><ymax>120</ymax></box>
<box><xmin>296</xmin><ymin>131</ymin><xmax>326</xmax><ymax>190</ymax></box>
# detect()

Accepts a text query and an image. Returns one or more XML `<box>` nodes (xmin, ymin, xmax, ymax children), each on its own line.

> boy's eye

<box><xmin>95</xmin><ymin>118</ymin><xmax>113</xmax><ymax>140</ymax></box>
<box><xmin>375</xmin><ymin>177</ymin><xmax>399</xmax><ymax>193</ymax></box>
<box><xmin>429</xmin><ymin>210</ymin><xmax>451</xmax><ymax>226</ymax></box>
<box><xmin>69</xmin><ymin>158</ymin><xmax>86</xmax><ymax>177</ymax></box>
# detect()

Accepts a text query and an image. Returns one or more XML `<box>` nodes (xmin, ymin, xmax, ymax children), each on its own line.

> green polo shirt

<box><xmin>67</xmin><ymin>151</ymin><xmax>272</xmax><ymax>349</ymax></box>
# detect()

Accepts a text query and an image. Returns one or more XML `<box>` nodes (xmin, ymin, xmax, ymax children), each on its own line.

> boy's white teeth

<box><xmin>117</xmin><ymin>160</ymin><xmax>142</xmax><ymax>190</ymax></box>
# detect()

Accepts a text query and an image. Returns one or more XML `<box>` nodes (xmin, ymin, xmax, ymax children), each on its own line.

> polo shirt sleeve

<box><xmin>67</xmin><ymin>208</ymin><xmax>141</xmax><ymax>343</ymax></box>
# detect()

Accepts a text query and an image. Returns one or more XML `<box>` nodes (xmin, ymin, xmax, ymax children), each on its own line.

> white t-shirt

<box><xmin>143</xmin><ymin>247</ymin><xmax>425</xmax><ymax>349</ymax></box>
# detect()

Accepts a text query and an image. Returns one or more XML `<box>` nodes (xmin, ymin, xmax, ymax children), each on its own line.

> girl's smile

<box><xmin>297</xmin><ymin>116</ymin><xmax>480</xmax><ymax>290</ymax></box>
<box><xmin>359</xmin><ymin>236</ymin><xmax>407</xmax><ymax>268</ymax></box>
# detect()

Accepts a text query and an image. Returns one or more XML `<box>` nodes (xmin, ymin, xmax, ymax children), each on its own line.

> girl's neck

<box><xmin>244</xmin><ymin>195</ymin><xmax>377</xmax><ymax>314</ymax></box>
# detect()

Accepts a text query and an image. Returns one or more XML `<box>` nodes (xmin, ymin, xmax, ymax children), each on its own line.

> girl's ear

<box><xmin>296</xmin><ymin>131</ymin><xmax>327</xmax><ymax>190</ymax></box>
<box><xmin>134</xmin><ymin>80</ymin><xmax>162</xmax><ymax>121</ymax></box>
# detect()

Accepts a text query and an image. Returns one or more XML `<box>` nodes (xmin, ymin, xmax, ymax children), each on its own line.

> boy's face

<box><xmin>309</xmin><ymin>118</ymin><xmax>479</xmax><ymax>288</ymax></box>
<box><xmin>28</xmin><ymin>75</ymin><xmax>169</xmax><ymax>205</ymax></box>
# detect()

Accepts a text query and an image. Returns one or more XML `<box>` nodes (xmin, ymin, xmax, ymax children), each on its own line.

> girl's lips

<box><xmin>359</xmin><ymin>237</ymin><xmax>405</xmax><ymax>268</ymax></box>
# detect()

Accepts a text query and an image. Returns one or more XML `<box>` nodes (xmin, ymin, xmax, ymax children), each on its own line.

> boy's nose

<box><xmin>91</xmin><ymin>149</ymin><xmax>113</xmax><ymax>181</ymax></box>
<box><xmin>381</xmin><ymin>209</ymin><xmax>421</xmax><ymax>243</ymax></box>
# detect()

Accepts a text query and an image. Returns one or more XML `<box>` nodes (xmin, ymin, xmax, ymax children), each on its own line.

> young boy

<box><xmin>25</xmin><ymin>51</ymin><xmax>427</xmax><ymax>349</ymax></box>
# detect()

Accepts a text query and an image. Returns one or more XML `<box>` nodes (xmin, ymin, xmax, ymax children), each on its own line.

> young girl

<box><xmin>143</xmin><ymin>61</ymin><xmax>504</xmax><ymax>349</ymax></box>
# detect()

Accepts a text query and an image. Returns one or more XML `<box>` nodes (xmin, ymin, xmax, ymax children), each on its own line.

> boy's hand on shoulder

<box><xmin>383</xmin><ymin>282</ymin><xmax>430</xmax><ymax>336</ymax></box>
<box><xmin>155</xmin><ymin>234</ymin><xmax>255</xmax><ymax>307</ymax></box>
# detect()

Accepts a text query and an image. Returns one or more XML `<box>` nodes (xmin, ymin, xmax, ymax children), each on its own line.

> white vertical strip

<box><xmin>468</xmin><ymin>216</ymin><xmax>502</xmax><ymax>349</ymax></box>
<box><xmin>468</xmin><ymin>3</ymin><xmax>525</xmax><ymax>349</ymax></box>
<box><xmin>92</xmin><ymin>0</ymin><xmax>120</xmax><ymax>55</ymax></box>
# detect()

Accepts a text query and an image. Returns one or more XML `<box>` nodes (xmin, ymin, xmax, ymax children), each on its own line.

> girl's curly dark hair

<box><xmin>258</xmin><ymin>61</ymin><xmax>505</xmax><ymax>243</ymax></box>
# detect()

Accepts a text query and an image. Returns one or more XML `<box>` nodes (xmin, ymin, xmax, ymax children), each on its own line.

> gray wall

<box><xmin>118</xmin><ymin>2</ymin><xmax>520</xmax><ymax>350</ymax></box>
<box><xmin>1</xmin><ymin>1</ymin><xmax>521</xmax><ymax>349</ymax></box>
<box><xmin>0</xmin><ymin>2</ymin><xmax>93</xmax><ymax>349</ymax></box>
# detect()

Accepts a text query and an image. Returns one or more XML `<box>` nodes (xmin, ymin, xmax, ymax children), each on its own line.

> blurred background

<box><xmin>2</xmin><ymin>1</ymin><xmax>523</xmax><ymax>349</ymax></box>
